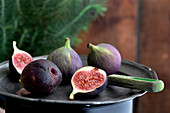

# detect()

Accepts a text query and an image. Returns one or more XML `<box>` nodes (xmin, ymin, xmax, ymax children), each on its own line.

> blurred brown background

<box><xmin>75</xmin><ymin>0</ymin><xmax>170</xmax><ymax>113</ymax></box>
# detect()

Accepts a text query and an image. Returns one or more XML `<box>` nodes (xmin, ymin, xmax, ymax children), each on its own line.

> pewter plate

<box><xmin>0</xmin><ymin>55</ymin><xmax>158</xmax><ymax>107</ymax></box>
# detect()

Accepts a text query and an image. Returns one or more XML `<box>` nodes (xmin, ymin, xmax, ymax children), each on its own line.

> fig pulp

<box><xmin>9</xmin><ymin>41</ymin><xmax>33</xmax><ymax>81</ymax></box>
<box><xmin>69</xmin><ymin>66</ymin><xmax>107</xmax><ymax>100</ymax></box>
<box><xmin>87</xmin><ymin>43</ymin><xmax>121</xmax><ymax>75</ymax></box>
<box><xmin>47</xmin><ymin>38</ymin><xmax>83</xmax><ymax>84</ymax></box>
<box><xmin>20</xmin><ymin>59</ymin><xmax>62</xmax><ymax>95</ymax></box>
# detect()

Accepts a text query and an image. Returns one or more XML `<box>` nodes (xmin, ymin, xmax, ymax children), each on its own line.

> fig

<box><xmin>9</xmin><ymin>41</ymin><xmax>33</xmax><ymax>81</ymax></box>
<box><xmin>47</xmin><ymin>38</ymin><xmax>83</xmax><ymax>84</ymax></box>
<box><xmin>69</xmin><ymin>66</ymin><xmax>107</xmax><ymax>100</ymax></box>
<box><xmin>20</xmin><ymin>59</ymin><xmax>62</xmax><ymax>95</ymax></box>
<box><xmin>87</xmin><ymin>43</ymin><xmax>121</xmax><ymax>75</ymax></box>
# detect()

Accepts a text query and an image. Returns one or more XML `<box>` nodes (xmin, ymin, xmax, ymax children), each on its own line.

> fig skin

<box><xmin>87</xmin><ymin>43</ymin><xmax>121</xmax><ymax>75</ymax></box>
<box><xmin>9</xmin><ymin>58</ymin><xmax>21</xmax><ymax>82</ymax></box>
<box><xmin>20</xmin><ymin>59</ymin><xmax>62</xmax><ymax>95</ymax></box>
<box><xmin>69</xmin><ymin>66</ymin><xmax>107</xmax><ymax>100</ymax></box>
<box><xmin>47</xmin><ymin>38</ymin><xmax>83</xmax><ymax>84</ymax></box>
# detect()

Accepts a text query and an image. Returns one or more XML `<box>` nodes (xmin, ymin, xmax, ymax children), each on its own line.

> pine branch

<box><xmin>53</xmin><ymin>4</ymin><xmax>106</xmax><ymax>38</ymax></box>
<box><xmin>1</xmin><ymin>0</ymin><xmax>7</xmax><ymax>53</ymax></box>
<box><xmin>0</xmin><ymin>0</ymin><xmax>107</xmax><ymax>62</ymax></box>
<box><xmin>18</xmin><ymin>28</ymin><xmax>28</xmax><ymax>48</ymax></box>
<box><xmin>16</xmin><ymin>0</ymin><xmax>22</xmax><ymax>15</ymax></box>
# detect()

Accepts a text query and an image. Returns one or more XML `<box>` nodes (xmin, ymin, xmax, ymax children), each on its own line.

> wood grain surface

<box><xmin>74</xmin><ymin>0</ymin><xmax>170</xmax><ymax>113</ymax></box>
<box><xmin>75</xmin><ymin>0</ymin><xmax>138</xmax><ymax>61</ymax></box>
<box><xmin>137</xmin><ymin>0</ymin><xmax>170</xmax><ymax>113</ymax></box>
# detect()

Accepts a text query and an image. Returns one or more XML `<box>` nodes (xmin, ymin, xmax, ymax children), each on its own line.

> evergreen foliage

<box><xmin>0</xmin><ymin>0</ymin><xmax>107</xmax><ymax>62</ymax></box>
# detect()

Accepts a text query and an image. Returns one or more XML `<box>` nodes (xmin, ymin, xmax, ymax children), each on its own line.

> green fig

<box><xmin>47</xmin><ymin>38</ymin><xmax>83</xmax><ymax>84</ymax></box>
<box><xmin>87</xmin><ymin>43</ymin><xmax>121</xmax><ymax>75</ymax></box>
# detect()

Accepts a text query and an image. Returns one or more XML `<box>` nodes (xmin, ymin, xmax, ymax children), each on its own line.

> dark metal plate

<box><xmin>0</xmin><ymin>55</ymin><xmax>158</xmax><ymax>107</ymax></box>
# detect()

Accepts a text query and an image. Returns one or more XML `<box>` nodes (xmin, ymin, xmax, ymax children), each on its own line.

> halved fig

<box><xmin>9</xmin><ymin>41</ymin><xmax>33</xmax><ymax>81</ymax></box>
<box><xmin>69</xmin><ymin>66</ymin><xmax>107</xmax><ymax>100</ymax></box>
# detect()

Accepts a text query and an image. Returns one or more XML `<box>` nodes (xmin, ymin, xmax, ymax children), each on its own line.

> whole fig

<box><xmin>87</xmin><ymin>43</ymin><xmax>121</xmax><ymax>75</ymax></box>
<box><xmin>47</xmin><ymin>38</ymin><xmax>83</xmax><ymax>84</ymax></box>
<box><xmin>20</xmin><ymin>59</ymin><xmax>62</xmax><ymax>95</ymax></box>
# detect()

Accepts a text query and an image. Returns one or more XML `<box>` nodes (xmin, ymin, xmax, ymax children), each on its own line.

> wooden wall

<box><xmin>74</xmin><ymin>0</ymin><xmax>170</xmax><ymax>113</ymax></box>
<box><xmin>75</xmin><ymin>0</ymin><xmax>138</xmax><ymax>61</ymax></box>
<box><xmin>137</xmin><ymin>0</ymin><xmax>170</xmax><ymax>113</ymax></box>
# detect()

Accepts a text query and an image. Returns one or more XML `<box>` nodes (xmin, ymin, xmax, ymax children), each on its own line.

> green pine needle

<box><xmin>0</xmin><ymin>0</ymin><xmax>107</xmax><ymax>62</ymax></box>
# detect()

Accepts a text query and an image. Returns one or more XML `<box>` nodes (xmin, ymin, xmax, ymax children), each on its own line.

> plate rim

<box><xmin>0</xmin><ymin>55</ymin><xmax>158</xmax><ymax>106</ymax></box>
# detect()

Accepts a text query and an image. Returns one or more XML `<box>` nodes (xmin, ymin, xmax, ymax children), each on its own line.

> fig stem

<box><xmin>87</xmin><ymin>43</ymin><xmax>100</xmax><ymax>50</ymax></box>
<box><xmin>13</xmin><ymin>41</ymin><xmax>19</xmax><ymax>51</ymax></box>
<box><xmin>87</xmin><ymin>43</ymin><xmax>111</xmax><ymax>54</ymax></box>
<box><xmin>87</xmin><ymin>43</ymin><xmax>94</xmax><ymax>49</ymax></box>
<box><xmin>69</xmin><ymin>90</ymin><xmax>77</xmax><ymax>100</ymax></box>
<box><xmin>65</xmin><ymin>38</ymin><xmax>71</xmax><ymax>48</ymax></box>
<box><xmin>87</xmin><ymin>43</ymin><xmax>100</xmax><ymax>51</ymax></box>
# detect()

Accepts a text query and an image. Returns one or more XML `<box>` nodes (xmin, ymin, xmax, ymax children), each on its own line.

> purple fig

<box><xmin>47</xmin><ymin>38</ymin><xmax>83</xmax><ymax>84</ymax></box>
<box><xmin>69</xmin><ymin>66</ymin><xmax>107</xmax><ymax>100</ymax></box>
<box><xmin>20</xmin><ymin>59</ymin><xmax>62</xmax><ymax>95</ymax></box>
<box><xmin>87</xmin><ymin>43</ymin><xmax>121</xmax><ymax>75</ymax></box>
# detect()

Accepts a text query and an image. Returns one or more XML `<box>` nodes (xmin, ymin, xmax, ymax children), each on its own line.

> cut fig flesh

<box><xmin>69</xmin><ymin>66</ymin><xmax>107</xmax><ymax>100</ymax></box>
<box><xmin>13</xmin><ymin>53</ymin><xmax>32</xmax><ymax>73</ymax></box>
<box><xmin>12</xmin><ymin>41</ymin><xmax>33</xmax><ymax>74</ymax></box>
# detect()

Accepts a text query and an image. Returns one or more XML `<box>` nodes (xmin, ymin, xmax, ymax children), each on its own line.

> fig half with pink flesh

<box><xmin>9</xmin><ymin>41</ymin><xmax>33</xmax><ymax>81</ymax></box>
<box><xmin>69</xmin><ymin>66</ymin><xmax>107</xmax><ymax>100</ymax></box>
